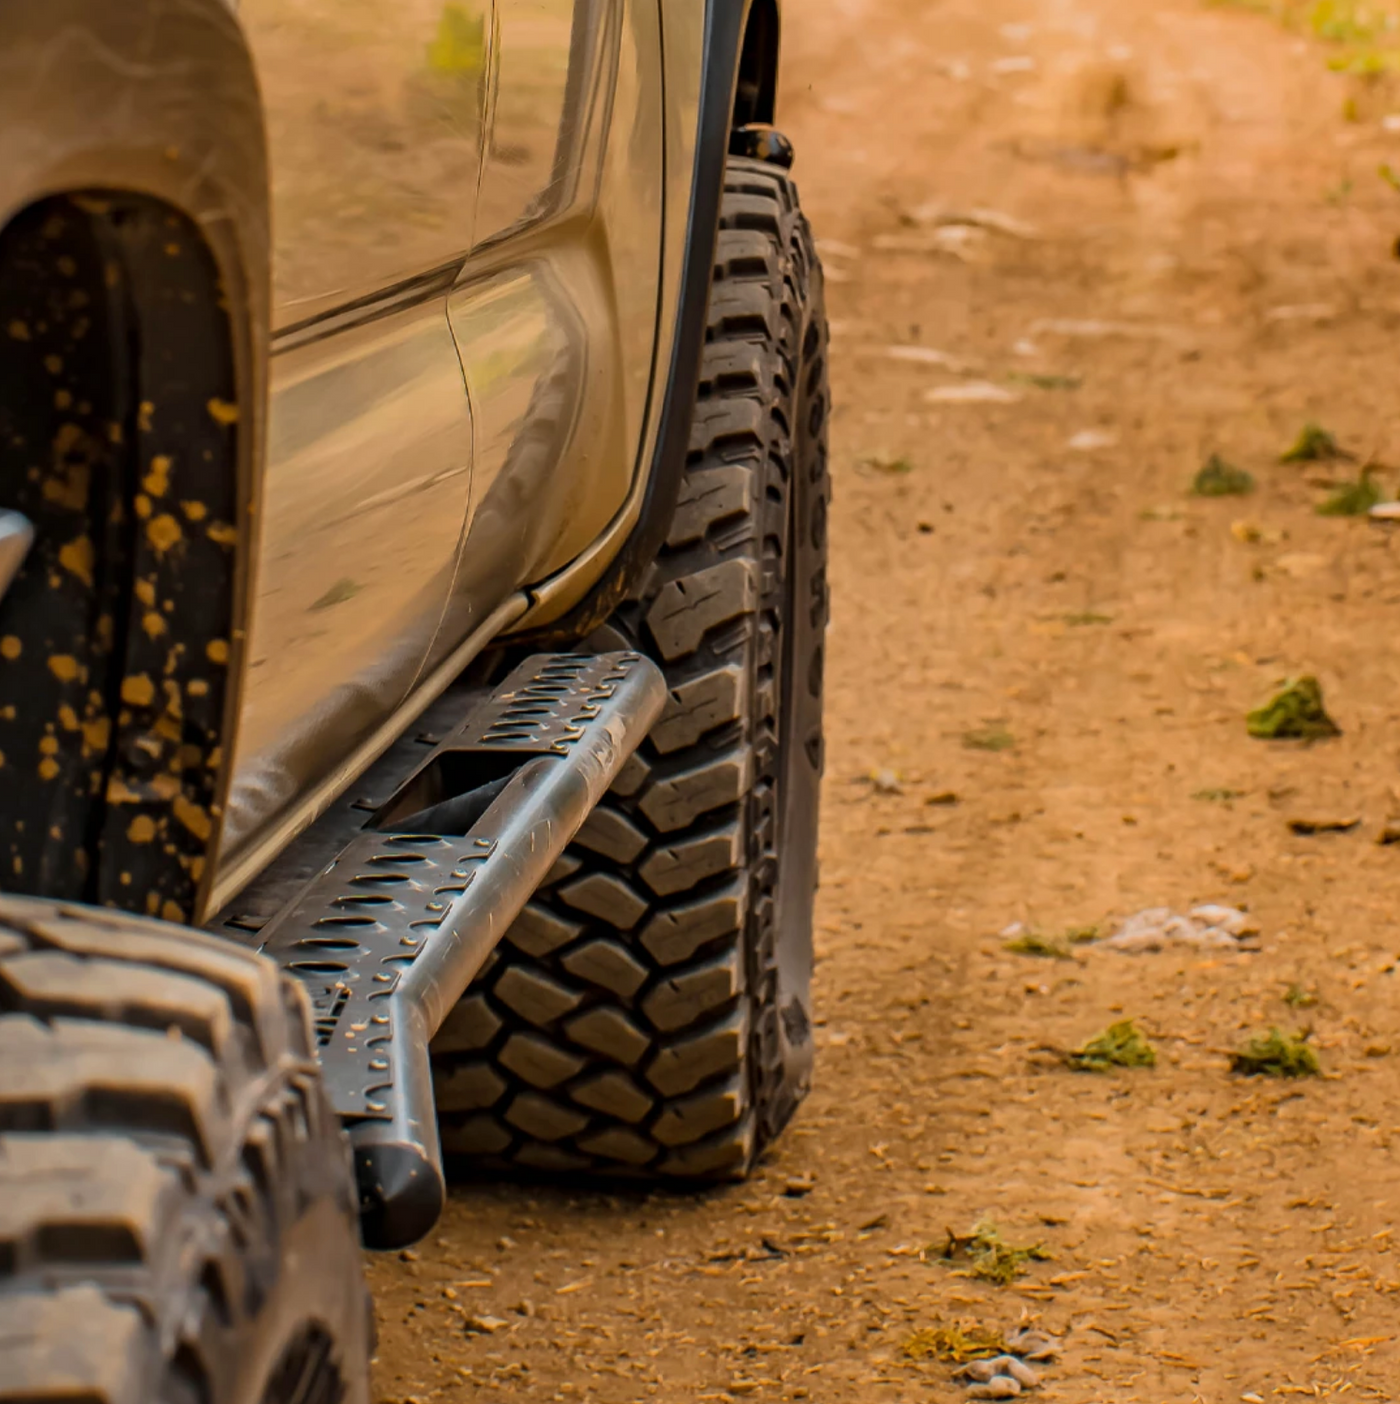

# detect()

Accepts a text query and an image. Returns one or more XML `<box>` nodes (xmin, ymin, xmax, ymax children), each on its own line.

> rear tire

<box><xmin>0</xmin><ymin>898</ymin><xmax>371</xmax><ymax>1404</ymax></box>
<box><xmin>432</xmin><ymin>155</ymin><xmax>830</xmax><ymax>1180</ymax></box>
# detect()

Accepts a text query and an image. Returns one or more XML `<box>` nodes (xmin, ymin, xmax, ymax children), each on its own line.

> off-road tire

<box><xmin>0</xmin><ymin>898</ymin><xmax>372</xmax><ymax>1404</ymax></box>
<box><xmin>432</xmin><ymin>155</ymin><xmax>830</xmax><ymax>1180</ymax></box>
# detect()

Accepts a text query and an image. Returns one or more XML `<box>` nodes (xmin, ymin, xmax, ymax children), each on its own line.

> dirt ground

<box><xmin>370</xmin><ymin>0</ymin><xmax>1400</xmax><ymax>1398</ymax></box>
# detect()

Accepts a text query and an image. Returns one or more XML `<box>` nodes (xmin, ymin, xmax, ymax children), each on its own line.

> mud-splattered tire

<box><xmin>432</xmin><ymin>155</ymin><xmax>830</xmax><ymax>1180</ymax></box>
<box><xmin>0</xmin><ymin>898</ymin><xmax>371</xmax><ymax>1404</ymax></box>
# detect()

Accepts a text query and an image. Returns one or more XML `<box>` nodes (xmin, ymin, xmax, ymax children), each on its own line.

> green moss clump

<box><xmin>1283</xmin><ymin>983</ymin><xmax>1318</xmax><ymax>1010</ymax></box>
<box><xmin>903</xmin><ymin>1322</ymin><xmax>1006</xmax><ymax>1363</ymax></box>
<box><xmin>1317</xmin><ymin>469</ymin><xmax>1382</xmax><ymax>517</ymax></box>
<box><xmin>1231</xmin><ymin>1027</ymin><xmax>1321</xmax><ymax>1078</ymax></box>
<box><xmin>1064</xmin><ymin>923</ymin><xmax>1101</xmax><ymax>945</ymax></box>
<box><xmin>1193</xmin><ymin>454</ymin><xmax>1255</xmax><ymax>497</ymax></box>
<box><xmin>1281</xmin><ymin>421</ymin><xmax>1351</xmax><ymax>463</ymax></box>
<box><xmin>1246</xmin><ymin>676</ymin><xmax>1340</xmax><ymax>740</ymax></box>
<box><xmin>1065</xmin><ymin>1019</ymin><xmax>1157</xmax><ymax>1072</ymax></box>
<box><xmin>940</xmin><ymin>1220</ymin><xmax>1052</xmax><ymax>1286</ymax></box>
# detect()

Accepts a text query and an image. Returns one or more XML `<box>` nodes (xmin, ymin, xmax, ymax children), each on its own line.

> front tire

<box><xmin>432</xmin><ymin>155</ymin><xmax>830</xmax><ymax>1180</ymax></box>
<box><xmin>0</xmin><ymin>898</ymin><xmax>372</xmax><ymax>1404</ymax></box>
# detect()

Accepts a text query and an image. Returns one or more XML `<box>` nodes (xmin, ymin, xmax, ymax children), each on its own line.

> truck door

<box><xmin>220</xmin><ymin>0</ymin><xmax>489</xmax><ymax>862</ymax></box>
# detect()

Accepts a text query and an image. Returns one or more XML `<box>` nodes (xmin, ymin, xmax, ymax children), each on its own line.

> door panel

<box><xmin>434</xmin><ymin>0</ymin><xmax>662</xmax><ymax>655</ymax></box>
<box><xmin>242</xmin><ymin>0</ymin><xmax>491</xmax><ymax>327</ymax></box>
<box><xmin>222</xmin><ymin>1</ymin><xmax>487</xmax><ymax>872</ymax></box>
<box><xmin>220</xmin><ymin>305</ymin><xmax>473</xmax><ymax>861</ymax></box>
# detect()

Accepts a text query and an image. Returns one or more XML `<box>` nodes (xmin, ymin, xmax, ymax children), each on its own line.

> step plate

<box><xmin>267</xmin><ymin>830</ymin><xmax>497</xmax><ymax>1117</ymax></box>
<box><xmin>257</xmin><ymin>651</ymin><xmax>665</xmax><ymax>1120</ymax></box>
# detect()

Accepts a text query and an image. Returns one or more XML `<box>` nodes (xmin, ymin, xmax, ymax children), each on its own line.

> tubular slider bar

<box><xmin>256</xmin><ymin>652</ymin><xmax>666</xmax><ymax>1248</ymax></box>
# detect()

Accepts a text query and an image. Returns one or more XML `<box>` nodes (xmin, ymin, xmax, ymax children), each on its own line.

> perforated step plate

<box><xmin>253</xmin><ymin>652</ymin><xmax>666</xmax><ymax>1247</ymax></box>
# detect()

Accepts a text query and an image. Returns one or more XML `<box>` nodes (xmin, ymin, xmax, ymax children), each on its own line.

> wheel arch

<box><xmin>734</xmin><ymin>0</ymin><xmax>781</xmax><ymax>128</ymax></box>
<box><xmin>0</xmin><ymin>0</ymin><xmax>271</xmax><ymax>922</ymax></box>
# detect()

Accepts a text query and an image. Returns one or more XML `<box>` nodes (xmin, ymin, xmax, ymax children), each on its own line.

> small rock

<box><xmin>462</xmin><ymin>1315</ymin><xmax>510</xmax><ymax>1335</ymax></box>
<box><xmin>1101</xmin><ymin>904</ymin><xmax>1255</xmax><ymax>953</ymax></box>
<box><xmin>1106</xmin><ymin>928</ymin><xmax>1168</xmax><ymax>953</ymax></box>
<box><xmin>870</xmin><ymin>767</ymin><xmax>903</xmax><ymax>795</ymax></box>
<box><xmin>1370</xmin><ymin>501</ymin><xmax>1400</xmax><ymax>521</ymax></box>
<box><xmin>926</xmin><ymin>382</ymin><xmax>1022</xmax><ymax>404</ymax></box>
<box><xmin>994</xmin><ymin>1357</ymin><xmax>1040</xmax><ymax>1387</ymax></box>
<box><xmin>783</xmin><ymin>1171</ymin><xmax>817</xmax><ymax>1198</ymax></box>
<box><xmin>958</xmin><ymin>1357</ymin><xmax>1040</xmax><ymax>1387</ymax></box>
<box><xmin>1287</xmin><ymin>816</ymin><xmax>1360</xmax><ymax>835</ymax></box>
<box><xmin>1067</xmin><ymin>428</ymin><xmax>1118</xmax><ymax>451</ymax></box>
<box><xmin>1189</xmin><ymin>904</ymin><xmax>1254</xmax><ymax>936</ymax></box>
<box><xmin>1005</xmin><ymin>1325</ymin><xmax>1060</xmax><ymax>1360</ymax></box>
<box><xmin>882</xmin><ymin>344</ymin><xmax>972</xmax><ymax>370</ymax></box>
<box><xmin>967</xmin><ymin>1380</ymin><xmax>1021</xmax><ymax>1400</ymax></box>
<box><xmin>958</xmin><ymin>1361</ymin><xmax>1000</xmax><ymax>1383</ymax></box>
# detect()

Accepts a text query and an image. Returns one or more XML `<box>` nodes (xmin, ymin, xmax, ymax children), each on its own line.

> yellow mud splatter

<box><xmin>58</xmin><ymin>535</ymin><xmax>94</xmax><ymax>587</ymax></box>
<box><xmin>143</xmin><ymin>454</ymin><xmax>172</xmax><ymax>498</ymax></box>
<box><xmin>120</xmin><ymin>675</ymin><xmax>155</xmax><ymax>707</ymax></box>
<box><xmin>172</xmin><ymin>794</ymin><xmax>212</xmax><ymax>842</ymax></box>
<box><xmin>147</xmin><ymin>515</ymin><xmax>181</xmax><ymax>553</ymax></box>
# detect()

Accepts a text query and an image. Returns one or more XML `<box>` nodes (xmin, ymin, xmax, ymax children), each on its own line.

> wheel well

<box><xmin>734</xmin><ymin>0</ymin><xmax>780</xmax><ymax>129</ymax></box>
<box><xmin>0</xmin><ymin>191</ymin><xmax>243</xmax><ymax>922</ymax></box>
